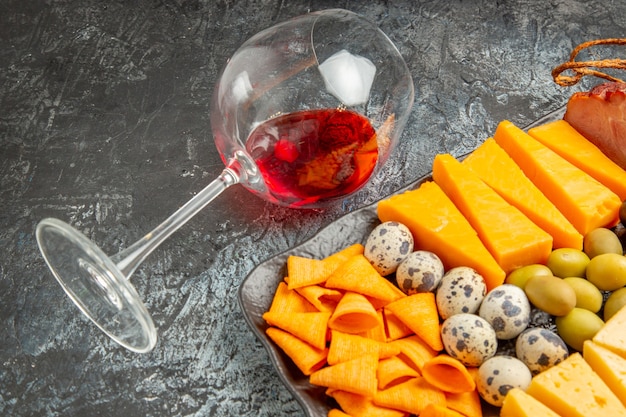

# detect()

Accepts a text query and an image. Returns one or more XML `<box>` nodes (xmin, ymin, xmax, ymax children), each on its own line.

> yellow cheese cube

<box><xmin>584</xmin><ymin>340</ymin><xmax>626</xmax><ymax>407</ymax></box>
<box><xmin>526</xmin><ymin>352</ymin><xmax>626</xmax><ymax>416</ymax></box>
<box><xmin>500</xmin><ymin>387</ymin><xmax>561</xmax><ymax>417</ymax></box>
<box><xmin>593</xmin><ymin>305</ymin><xmax>626</xmax><ymax>358</ymax></box>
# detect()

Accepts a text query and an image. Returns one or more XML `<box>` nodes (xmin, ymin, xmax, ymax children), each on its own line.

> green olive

<box><xmin>563</xmin><ymin>277</ymin><xmax>603</xmax><ymax>313</ymax></box>
<box><xmin>556</xmin><ymin>307</ymin><xmax>604</xmax><ymax>352</ymax></box>
<box><xmin>586</xmin><ymin>253</ymin><xmax>626</xmax><ymax>291</ymax></box>
<box><xmin>583</xmin><ymin>228</ymin><xmax>623</xmax><ymax>259</ymax></box>
<box><xmin>546</xmin><ymin>248</ymin><xmax>590</xmax><ymax>278</ymax></box>
<box><xmin>524</xmin><ymin>275</ymin><xmax>576</xmax><ymax>316</ymax></box>
<box><xmin>505</xmin><ymin>264</ymin><xmax>553</xmax><ymax>289</ymax></box>
<box><xmin>604</xmin><ymin>287</ymin><xmax>626</xmax><ymax>321</ymax></box>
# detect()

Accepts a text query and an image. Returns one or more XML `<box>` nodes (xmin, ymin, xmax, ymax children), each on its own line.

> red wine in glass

<box><xmin>246</xmin><ymin>109</ymin><xmax>378</xmax><ymax>207</ymax></box>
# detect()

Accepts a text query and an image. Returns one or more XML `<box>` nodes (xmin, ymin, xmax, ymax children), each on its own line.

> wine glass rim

<box><xmin>309</xmin><ymin>8</ymin><xmax>407</xmax><ymax>67</ymax></box>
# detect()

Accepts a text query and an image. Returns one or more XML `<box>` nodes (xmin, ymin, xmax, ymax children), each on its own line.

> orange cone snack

<box><xmin>268</xmin><ymin>281</ymin><xmax>317</xmax><ymax>314</ymax></box>
<box><xmin>265</xmin><ymin>327</ymin><xmax>328</xmax><ymax>376</ymax></box>
<box><xmin>327</xmin><ymin>409</ymin><xmax>352</xmax><ymax>417</ymax></box>
<box><xmin>383</xmin><ymin>308</ymin><xmax>413</xmax><ymax>341</ymax></box>
<box><xmin>390</xmin><ymin>335</ymin><xmax>438</xmax><ymax>372</ymax></box>
<box><xmin>328</xmin><ymin>390</ymin><xmax>406</xmax><ymax>417</ymax></box>
<box><xmin>421</xmin><ymin>403</ymin><xmax>466</xmax><ymax>417</ymax></box>
<box><xmin>377</xmin><ymin>355</ymin><xmax>420</xmax><ymax>390</ymax></box>
<box><xmin>309</xmin><ymin>352</ymin><xmax>378</xmax><ymax>397</ymax></box>
<box><xmin>374</xmin><ymin>377</ymin><xmax>446</xmax><ymax>415</ymax></box>
<box><xmin>327</xmin><ymin>330</ymin><xmax>399</xmax><ymax>365</ymax></box>
<box><xmin>325</xmin><ymin>255</ymin><xmax>405</xmax><ymax>304</ymax></box>
<box><xmin>328</xmin><ymin>292</ymin><xmax>380</xmax><ymax>334</ymax></box>
<box><xmin>286</xmin><ymin>255</ymin><xmax>334</xmax><ymax>289</ymax></box>
<box><xmin>262</xmin><ymin>311</ymin><xmax>330</xmax><ymax>350</ymax></box>
<box><xmin>295</xmin><ymin>284</ymin><xmax>343</xmax><ymax>312</ymax></box>
<box><xmin>358</xmin><ymin>309</ymin><xmax>387</xmax><ymax>342</ymax></box>
<box><xmin>264</xmin><ymin>243</ymin><xmax>488</xmax><ymax>416</ymax></box>
<box><xmin>444</xmin><ymin>389</ymin><xmax>483</xmax><ymax>417</ymax></box>
<box><xmin>422</xmin><ymin>354</ymin><xmax>476</xmax><ymax>394</ymax></box>
<box><xmin>385</xmin><ymin>293</ymin><xmax>443</xmax><ymax>351</ymax></box>
<box><xmin>323</xmin><ymin>243</ymin><xmax>365</xmax><ymax>270</ymax></box>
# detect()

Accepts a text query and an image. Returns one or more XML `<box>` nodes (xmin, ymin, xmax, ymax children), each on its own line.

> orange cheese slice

<box><xmin>529</xmin><ymin>119</ymin><xmax>626</xmax><ymax>201</ymax></box>
<box><xmin>377</xmin><ymin>181</ymin><xmax>505</xmax><ymax>290</ymax></box>
<box><xmin>494</xmin><ymin>120</ymin><xmax>621</xmax><ymax>235</ymax></box>
<box><xmin>463</xmin><ymin>137</ymin><xmax>582</xmax><ymax>250</ymax></box>
<box><xmin>433</xmin><ymin>153</ymin><xmax>553</xmax><ymax>273</ymax></box>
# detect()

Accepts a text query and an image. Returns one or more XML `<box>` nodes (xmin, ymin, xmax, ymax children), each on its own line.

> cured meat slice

<box><xmin>564</xmin><ymin>82</ymin><xmax>626</xmax><ymax>169</ymax></box>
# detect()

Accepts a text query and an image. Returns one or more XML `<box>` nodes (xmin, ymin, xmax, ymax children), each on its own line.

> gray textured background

<box><xmin>1</xmin><ymin>0</ymin><xmax>625</xmax><ymax>416</ymax></box>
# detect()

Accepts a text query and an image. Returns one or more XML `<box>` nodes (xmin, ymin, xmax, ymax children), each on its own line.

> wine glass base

<box><xmin>36</xmin><ymin>218</ymin><xmax>157</xmax><ymax>353</ymax></box>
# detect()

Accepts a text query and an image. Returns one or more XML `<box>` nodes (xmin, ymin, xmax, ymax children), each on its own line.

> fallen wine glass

<box><xmin>35</xmin><ymin>8</ymin><xmax>415</xmax><ymax>353</ymax></box>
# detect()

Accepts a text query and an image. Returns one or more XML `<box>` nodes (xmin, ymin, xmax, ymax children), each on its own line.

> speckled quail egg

<box><xmin>478</xmin><ymin>284</ymin><xmax>530</xmax><ymax>340</ymax></box>
<box><xmin>515</xmin><ymin>327</ymin><xmax>569</xmax><ymax>375</ymax></box>
<box><xmin>395</xmin><ymin>250</ymin><xmax>444</xmax><ymax>294</ymax></box>
<box><xmin>364</xmin><ymin>221</ymin><xmax>413</xmax><ymax>276</ymax></box>
<box><xmin>441</xmin><ymin>313</ymin><xmax>498</xmax><ymax>367</ymax></box>
<box><xmin>477</xmin><ymin>355</ymin><xmax>532</xmax><ymax>407</ymax></box>
<box><xmin>436</xmin><ymin>267</ymin><xmax>487</xmax><ymax>320</ymax></box>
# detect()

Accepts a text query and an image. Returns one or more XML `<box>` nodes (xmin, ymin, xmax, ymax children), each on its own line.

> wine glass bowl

<box><xmin>212</xmin><ymin>8</ymin><xmax>414</xmax><ymax>207</ymax></box>
<box><xmin>35</xmin><ymin>8</ymin><xmax>414</xmax><ymax>353</ymax></box>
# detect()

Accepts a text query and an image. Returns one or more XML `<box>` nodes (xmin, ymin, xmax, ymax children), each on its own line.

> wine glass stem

<box><xmin>110</xmin><ymin>167</ymin><xmax>240</xmax><ymax>278</ymax></box>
